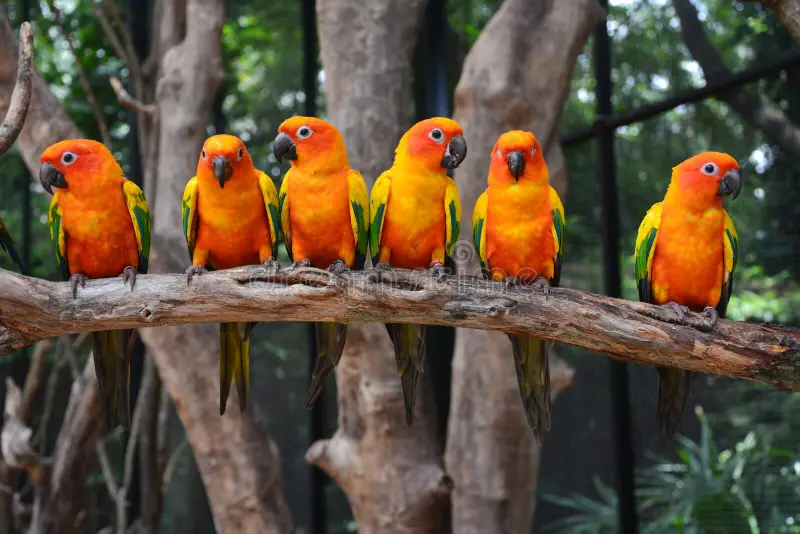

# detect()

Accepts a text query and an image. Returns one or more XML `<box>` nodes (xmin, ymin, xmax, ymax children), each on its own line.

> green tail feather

<box><xmin>656</xmin><ymin>367</ymin><xmax>693</xmax><ymax>437</ymax></box>
<box><xmin>508</xmin><ymin>335</ymin><xmax>551</xmax><ymax>445</ymax></box>
<box><xmin>385</xmin><ymin>323</ymin><xmax>427</xmax><ymax>425</ymax></box>
<box><xmin>219</xmin><ymin>322</ymin><xmax>253</xmax><ymax>415</ymax></box>
<box><xmin>306</xmin><ymin>322</ymin><xmax>348</xmax><ymax>409</ymax></box>
<box><xmin>91</xmin><ymin>329</ymin><xmax>132</xmax><ymax>430</ymax></box>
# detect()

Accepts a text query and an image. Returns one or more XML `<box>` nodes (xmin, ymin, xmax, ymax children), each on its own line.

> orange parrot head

<box><xmin>273</xmin><ymin>116</ymin><xmax>349</xmax><ymax>172</ymax></box>
<box><xmin>39</xmin><ymin>139</ymin><xmax>122</xmax><ymax>195</ymax></box>
<box><xmin>394</xmin><ymin>117</ymin><xmax>467</xmax><ymax>173</ymax></box>
<box><xmin>197</xmin><ymin>134</ymin><xmax>254</xmax><ymax>189</ymax></box>
<box><xmin>489</xmin><ymin>130</ymin><xmax>548</xmax><ymax>186</ymax></box>
<box><xmin>671</xmin><ymin>152</ymin><xmax>742</xmax><ymax>205</ymax></box>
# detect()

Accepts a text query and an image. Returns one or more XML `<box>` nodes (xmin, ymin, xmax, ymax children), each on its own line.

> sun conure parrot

<box><xmin>471</xmin><ymin>130</ymin><xmax>565</xmax><ymax>444</ymax></box>
<box><xmin>0</xmin><ymin>216</ymin><xmax>23</xmax><ymax>272</ymax></box>
<box><xmin>369</xmin><ymin>117</ymin><xmax>466</xmax><ymax>425</ymax></box>
<box><xmin>39</xmin><ymin>139</ymin><xmax>151</xmax><ymax>430</ymax></box>
<box><xmin>273</xmin><ymin>117</ymin><xmax>369</xmax><ymax>409</ymax></box>
<box><xmin>635</xmin><ymin>152</ymin><xmax>741</xmax><ymax>437</ymax></box>
<box><xmin>182</xmin><ymin>134</ymin><xmax>281</xmax><ymax>415</ymax></box>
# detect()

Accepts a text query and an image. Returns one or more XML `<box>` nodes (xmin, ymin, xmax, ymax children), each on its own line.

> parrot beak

<box><xmin>39</xmin><ymin>162</ymin><xmax>67</xmax><ymax>195</ymax></box>
<box><xmin>507</xmin><ymin>151</ymin><xmax>526</xmax><ymax>181</ymax></box>
<box><xmin>273</xmin><ymin>132</ymin><xmax>297</xmax><ymax>163</ymax></box>
<box><xmin>212</xmin><ymin>156</ymin><xmax>234</xmax><ymax>189</ymax></box>
<box><xmin>441</xmin><ymin>134</ymin><xmax>467</xmax><ymax>170</ymax></box>
<box><xmin>717</xmin><ymin>169</ymin><xmax>742</xmax><ymax>200</ymax></box>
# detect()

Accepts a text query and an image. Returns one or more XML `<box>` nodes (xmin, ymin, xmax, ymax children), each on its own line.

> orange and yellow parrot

<box><xmin>273</xmin><ymin>117</ymin><xmax>369</xmax><ymax>408</ymax></box>
<box><xmin>0</xmin><ymin>216</ymin><xmax>23</xmax><ymax>272</ymax></box>
<box><xmin>40</xmin><ymin>139</ymin><xmax>151</xmax><ymax>430</ymax></box>
<box><xmin>472</xmin><ymin>131</ymin><xmax>565</xmax><ymax>444</ymax></box>
<box><xmin>369</xmin><ymin>117</ymin><xmax>466</xmax><ymax>424</ymax></box>
<box><xmin>635</xmin><ymin>152</ymin><xmax>741</xmax><ymax>436</ymax></box>
<box><xmin>182</xmin><ymin>134</ymin><xmax>281</xmax><ymax>415</ymax></box>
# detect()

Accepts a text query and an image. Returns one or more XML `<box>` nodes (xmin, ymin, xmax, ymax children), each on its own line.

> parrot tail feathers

<box><xmin>656</xmin><ymin>366</ymin><xmax>694</xmax><ymax>437</ymax></box>
<box><xmin>306</xmin><ymin>322</ymin><xmax>348</xmax><ymax>409</ymax></box>
<box><xmin>385</xmin><ymin>323</ymin><xmax>427</xmax><ymax>425</ymax></box>
<box><xmin>219</xmin><ymin>322</ymin><xmax>250</xmax><ymax>415</ymax></box>
<box><xmin>91</xmin><ymin>329</ymin><xmax>132</xmax><ymax>431</ymax></box>
<box><xmin>509</xmin><ymin>335</ymin><xmax>551</xmax><ymax>445</ymax></box>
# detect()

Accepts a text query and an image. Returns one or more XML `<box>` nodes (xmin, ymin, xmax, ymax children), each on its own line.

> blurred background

<box><xmin>0</xmin><ymin>0</ymin><xmax>799</xmax><ymax>533</ymax></box>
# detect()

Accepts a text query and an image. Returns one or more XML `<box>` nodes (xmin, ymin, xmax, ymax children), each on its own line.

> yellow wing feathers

<box><xmin>181</xmin><ymin>177</ymin><xmax>199</xmax><ymax>257</ymax></box>
<box><xmin>471</xmin><ymin>190</ymin><xmax>488</xmax><ymax>268</ymax></box>
<box><xmin>348</xmin><ymin>170</ymin><xmax>370</xmax><ymax>267</ymax></box>
<box><xmin>257</xmin><ymin>171</ymin><xmax>281</xmax><ymax>255</ymax></box>
<box><xmin>444</xmin><ymin>177</ymin><xmax>462</xmax><ymax>258</ymax></box>
<box><xmin>369</xmin><ymin>171</ymin><xmax>392</xmax><ymax>264</ymax></box>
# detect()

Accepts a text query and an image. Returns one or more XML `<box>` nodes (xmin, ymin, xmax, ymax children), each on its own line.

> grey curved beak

<box><xmin>441</xmin><ymin>134</ymin><xmax>467</xmax><ymax>170</ymax></box>
<box><xmin>507</xmin><ymin>151</ymin><xmax>525</xmax><ymax>181</ymax></box>
<box><xmin>212</xmin><ymin>156</ymin><xmax>233</xmax><ymax>188</ymax></box>
<box><xmin>273</xmin><ymin>132</ymin><xmax>297</xmax><ymax>163</ymax></box>
<box><xmin>39</xmin><ymin>162</ymin><xmax>67</xmax><ymax>195</ymax></box>
<box><xmin>717</xmin><ymin>169</ymin><xmax>742</xmax><ymax>200</ymax></box>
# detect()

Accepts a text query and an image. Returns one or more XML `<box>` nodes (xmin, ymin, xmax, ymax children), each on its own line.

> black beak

<box><xmin>507</xmin><ymin>151</ymin><xmax>525</xmax><ymax>181</ymax></box>
<box><xmin>273</xmin><ymin>132</ymin><xmax>297</xmax><ymax>163</ymax></box>
<box><xmin>717</xmin><ymin>169</ymin><xmax>742</xmax><ymax>200</ymax></box>
<box><xmin>441</xmin><ymin>134</ymin><xmax>467</xmax><ymax>170</ymax></box>
<box><xmin>39</xmin><ymin>162</ymin><xmax>67</xmax><ymax>195</ymax></box>
<box><xmin>212</xmin><ymin>156</ymin><xmax>233</xmax><ymax>188</ymax></box>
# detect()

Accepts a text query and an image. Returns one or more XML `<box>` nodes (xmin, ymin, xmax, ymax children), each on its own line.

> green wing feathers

<box><xmin>719</xmin><ymin>211</ymin><xmax>739</xmax><ymax>319</ymax></box>
<box><xmin>0</xmin><ymin>215</ymin><xmax>23</xmax><ymax>272</ymax></box>
<box><xmin>219</xmin><ymin>322</ymin><xmax>251</xmax><ymax>415</ymax></box>
<box><xmin>369</xmin><ymin>172</ymin><xmax>391</xmax><ymax>265</ymax></box>
<box><xmin>444</xmin><ymin>177</ymin><xmax>461</xmax><ymax>260</ymax></box>
<box><xmin>549</xmin><ymin>187</ymin><xmax>566</xmax><ymax>287</ymax></box>
<box><xmin>306</xmin><ymin>322</ymin><xmax>348</xmax><ymax>409</ymax></box>
<box><xmin>278</xmin><ymin>172</ymin><xmax>292</xmax><ymax>261</ymax></box>
<box><xmin>181</xmin><ymin>177</ymin><xmax>199</xmax><ymax>261</ymax></box>
<box><xmin>634</xmin><ymin>202</ymin><xmax>663</xmax><ymax>304</ymax></box>
<box><xmin>471</xmin><ymin>191</ymin><xmax>489</xmax><ymax>279</ymax></box>
<box><xmin>348</xmin><ymin>170</ymin><xmax>370</xmax><ymax>269</ymax></box>
<box><xmin>92</xmin><ymin>329</ymin><xmax>133</xmax><ymax>430</ymax></box>
<box><xmin>509</xmin><ymin>334</ymin><xmax>551</xmax><ymax>445</ymax></box>
<box><xmin>47</xmin><ymin>196</ymin><xmax>70</xmax><ymax>281</ymax></box>
<box><xmin>122</xmin><ymin>180</ymin><xmax>151</xmax><ymax>274</ymax></box>
<box><xmin>258</xmin><ymin>171</ymin><xmax>282</xmax><ymax>259</ymax></box>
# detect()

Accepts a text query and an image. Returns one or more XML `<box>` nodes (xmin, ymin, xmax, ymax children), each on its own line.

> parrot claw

<box><xmin>532</xmin><ymin>276</ymin><xmax>552</xmax><ymax>297</ymax></box>
<box><xmin>327</xmin><ymin>260</ymin><xmax>351</xmax><ymax>276</ymax></box>
<box><xmin>288</xmin><ymin>258</ymin><xmax>311</xmax><ymax>271</ymax></box>
<box><xmin>663</xmin><ymin>301</ymin><xmax>690</xmax><ymax>323</ymax></box>
<box><xmin>430</xmin><ymin>262</ymin><xmax>449</xmax><ymax>282</ymax></box>
<box><xmin>699</xmin><ymin>306</ymin><xmax>719</xmax><ymax>333</ymax></box>
<box><xmin>185</xmin><ymin>265</ymin><xmax>207</xmax><ymax>286</ymax></box>
<box><xmin>121</xmin><ymin>266</ymin><xmax>138</xmax><ymax>291</ymax></box>
<box><xmin>505</xmin><ymin>276</ymin><xmax>521</xmax><ymax>288</ymax></box>
<box><xmin>367</xmin><ymin>262</ymin><xmax>393</xmax><ymax>283</ymax></box>
<box><xmin>262</xmin><ymin>258</ymin><xmax>281</xmax><ymax>273</ymax></box>
<box><xmin>69</xmin><ymin>273</ymin><xmax>86</xmax><ymax>298</ymax></box>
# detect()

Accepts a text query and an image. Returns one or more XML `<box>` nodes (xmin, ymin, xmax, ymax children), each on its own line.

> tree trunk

<box><xmin>309</xmin><ymin>1</ymin><xmax>450</xmax><ymax>532</ymax></box>
<box><xmin>446</xmin><ymin>0</ymin><xmax>604</xmax><ymax>532</ymax></box>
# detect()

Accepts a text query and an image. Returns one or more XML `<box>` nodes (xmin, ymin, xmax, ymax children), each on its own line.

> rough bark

<box><xmin>747</xmin><ymin>0</ymin><xmax>800</xmax><ymax>44</ymax></box>
<box><xmin>447</xmin><ymin>0</ymin><xmax>605</xmax><ymax>532</ymax></box>
<box><xmin>313</xmin><ymin>1</ymin><xmax>450</xmax><ymax>532</ymax></box>
<box><xmin>675</xmin><ymin>0</ymin><xmax>800</xmax><ymax>162</ymax></box>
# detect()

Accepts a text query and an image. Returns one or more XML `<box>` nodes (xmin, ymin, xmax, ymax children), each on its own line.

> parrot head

<box><xmin>394</xmin><ymin>117</ymin><xmax>467</xmax><ymax>173</ymax></box>
<box><xmin>671</xmin><ymin>152</ymin><xmax>742</xmax><ymax>204</ymax></box>
<box><xmin>197</xmin><ymin>134</ymin><xmax>254</xmax><ymax>189</ymax></box>
<box><xmin>489</xmin><ymin>130</ymin><xmax>548</xmax><ymax>185</ymax></box>
<box><xmin>273</xmin><ymin>116</ymin><xmax>349</xmax><ymax>171</ymax></box>
<box><xmin>39</xmin><ymin>139</ymin><xmax>123</xmax><ymax>195</ymax></box>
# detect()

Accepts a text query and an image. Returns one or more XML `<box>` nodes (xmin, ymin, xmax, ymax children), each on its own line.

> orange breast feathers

<box><xmin>650</xmin><ymin>202</ymin><xmax>725</xmax><ymax>311</ymax></box>
<box><xmin>379</xmin><ymin>171</ymin><xmax>447</xmax><ymax>269</ymax></box>
<box><xmin>194</xmin><ymin>172</ymin><xmax>272</xmax><ymax>270</ymax></box>
<box><xmin>288</xmin><ymin>169</ymin><xmax>356</xmax><ymax>268</ymax></box>
<box><xmin>486</xmin><ymin>183</ymin><xmax>555</xmax><ymax>282</ymax></box>
<box><xmin>57</xmin><ymin>185</ymin><xmax>139</xmax><ymax>279</ymax></box>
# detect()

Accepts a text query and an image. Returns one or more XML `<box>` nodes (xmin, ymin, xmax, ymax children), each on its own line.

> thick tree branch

<box><xmin>0</xmin><ymin>21</ymin><xmax>32</xmax><ymax>157</ymax></box>
<box><xmin>0</xmin><ymin>266</ymin><xmax>797</xmax><ymax>390</ymax></box>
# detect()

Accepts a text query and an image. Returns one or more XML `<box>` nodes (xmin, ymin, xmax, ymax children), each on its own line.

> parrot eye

<box><xmin>60</xmin><ymin>152</ymin><xmax>77</xmax><ymax>165</ymax></box>
<box><xmin>701</xmin><ymin>162</ymin><xmax>718</xmax><ymax>176</ymax></box>
<box><xmin>297</xmin><ymin>126</ymin><xmax>313</xmax><ymax>140</ymax></box>
<box><xmin>201</xmin><ymin>148</ymin><xmax>207</xmax><ymax>160</ymax></box>
<box><xmin>429</xmin><ymin>128</ymin><xmax>444</xmax><ymax>144</ymax></box>
<box><xmin>237</xmin><ymin>147</ymin><xmax>244</xmax><ymax>161</ymax></box>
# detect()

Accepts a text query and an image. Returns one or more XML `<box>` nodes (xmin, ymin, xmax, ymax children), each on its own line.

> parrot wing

<box><xmin>369</xmin><ymin>171</ymin><xmax>392</xmax><ymax>265</ymax></box>
<box><xmin>0</xmin><ymin>215</ymin><xmax>23</xmax><ymax>272</ymax></box>
<box><xmin>549</xmin><ymin>186</ymin><xmax>566</xmax><ymax>288</ymax></box>
<box><xmin>634</xmin><ymin>202</ymin><xmax>663</xmax><ymax>303</ymax></box>
<box><xmin>257</xmin><ymin>171</ymin><xmax>282</xmax><ymax>259</ymax></box>
<box><xmin>471</xmin><ymin>190</ymin><xmax>489</xmax><ymax>279</ymax></box>
<box><xmin>278</xmin><ymin>171</ymin><xmax>292</xmax><ymax>261</ymax></box>
<box><xmin>348</xmin><ymin>169</ymin><xmax>370</xmax><ymax>269</ymax></box>
<box><xmin>718</xmin><ymin>210</ymin><xmax>739</xmax><ymax>319</ymax></box>
<box><xmin>47</xmin><ymin>194</ymin><xmax>70</xmax><ymax>281</ymax></box>
<box><xmin>122</xmin><ymin>180</ymin><xmax>151</xmax><ymax>274</ymax></box>
<box><xmin>444</xmin><ymin>177</ymin><xmax>461</xmax><ymax>262</ymax></box>
<box><xmin>181</xmin><ymin>176</ymin><xmax>200</xmax><ymax>263</ymax></box>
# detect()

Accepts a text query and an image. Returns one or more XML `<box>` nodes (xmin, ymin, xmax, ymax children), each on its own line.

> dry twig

<box><xmin>0</xmin><ymin>22</ymin><xmax>33</xmax><ymax>157</ymax></box>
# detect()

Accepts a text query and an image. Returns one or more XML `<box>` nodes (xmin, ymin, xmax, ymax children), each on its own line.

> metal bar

<box><xmin>563</xmin><ymin>48</ymin><xmax>800</xmax><ymax>147</ymax></box>
<box><xmin>593</xmin><ymin>4</ymin><xmax>638</xmax><ymax>533</ymax></box>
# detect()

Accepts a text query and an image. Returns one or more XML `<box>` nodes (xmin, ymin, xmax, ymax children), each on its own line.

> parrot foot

<box><xmin>288</xmin><ymin>258</ymin><xmax>311</xmax><ymax>271</ymax></box>
<box><xmin>430</xmin><ymin>261</ymin><xmax>449</xmax><ymax>282</ymax></box>
<box><xmin>367</xmin><ymin>262</ymin><xmax>393</xmax><ymax>283</ymax></box>
<box><xmin>699</xmin><ymin>306</ymin><xmax>719</xmax><ymax>333</ymax></box>
<box><xmin>185</xmin><ymin>264</ymin><xmax>207</xmax><ymax>286</ymax></box>
<box><xmin>327</xmin><ymin>260</ymin><xmax>351</xmax><ymax>276</ymax></box>
<box><xmin>663</xmin><ymin>301</ymin><xmax>690</xmax><ymax>322</ymax></box>
<box><xmin>531</xmin><ymin>276</ymin><xmax>552</xmax><ymax>297</ymax></box>
<box><xmin>69</xmin><ymin>273</ymin><xmax>86</xmax><ymax>298</ymax></box>
<box><xmin>120</xmin><ymin>266</ymin><xmax>138</xmax><ymax>291</ymax></box>
<box><xmin>262</xmin><ymin>258</ymin><xmax>281</xmax><ymax>274</ymax></box>
<box><xmin>505</xmin><ymin>276</ymin><xmax>521</xmax><ymax>288</ymax></box>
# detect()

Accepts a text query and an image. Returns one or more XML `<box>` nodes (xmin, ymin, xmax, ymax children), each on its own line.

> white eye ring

<box><xmin>237</xmin><ymin>147</ymin><xmax>244</xmax><ymax>161</ymax></box>
<box><xmin>496</xmin><ymin>148</ymin><xmax>502</xmax><ymax>158</ymax></box>
<box><xmin>531</xmin><ymin>146</ymin><xmax>537</xmax><ymax>157</ymax></box>
<box><xmin>429</xmin><ymin>128</ymin><xmax>445</xmax><ymax>144</ymax></box>
<box><xmin>201</xmin><ymin>148</ymin><xmax>207</xmax><ymax>160</ymax></box>
<box><xmin>701</xmin><ymin>162</ymin><xmax>718</xmax><ymax>176</ymax></box>
<box><xmin>297</xmin><ymin>126</ymin><xmax>313</xmax><ymax>140</ymax></box>
<box><xmin>61</xmin><ymin>152</ymin><xmax>78</xmax><ymax>165</ymax></box>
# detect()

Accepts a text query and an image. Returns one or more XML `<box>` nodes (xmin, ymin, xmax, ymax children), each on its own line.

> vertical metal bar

<box><xmin>425</xmin><ymin>0</ymin><xmax>449</xmax><ymax>118</ymax></box>
<box><xmin>301</xmin><ymin>2</ymin><xmax>326</xmax><ymax>534</ymax></box>
<box><xmin>593</xmin><ymin>3</ymin><xmax>638</xmax><ymax>533</ymax></box>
